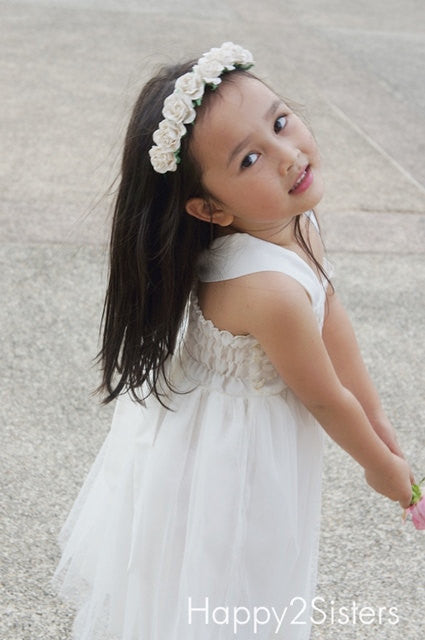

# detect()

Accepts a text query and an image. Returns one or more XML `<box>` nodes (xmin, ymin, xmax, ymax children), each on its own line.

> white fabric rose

<box><xmin>162</xmin><ymin>92</ymin><xmax>196</xmax><ymax>124</ymax></box>
<box><xmin>174</xmin><ymin>70</ymin><xmax>204</xmax><ymax>101</ymax></box>
<box><xmin>202</xmin><ymin>44</ymin><xmax>236</xmax><ymax>71</ymax></box>
<box><xmin>198</xmin><ymin>43</ymin><xmax>254</xmax><ymax>71</ymax></box>
<box><xmin>220</xmin><ymin>41</ymin><xmax>254</xmax><ymax>67</ymax></box>
<box><xmin>152</xmin><ymin>119</ymin><xmax>186</xmax><ymax>152</ymax></box>
<box><xmin>198</xmin><ymin>47</ymin><xmax>230</xmax><ymax>67</ymax></box>
<box><xmin>148</xmin><ymin>146</ymin><xmax>178</xmax><ymax>174</ymax></box>
<box><xmin>195</xmin><ymin>58</ymin><xmax>225</xmax><ymax>86</ymax></box>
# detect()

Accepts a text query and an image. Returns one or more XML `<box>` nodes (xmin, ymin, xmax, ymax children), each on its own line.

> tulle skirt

<box><xmin>52</xmin><ymin>385</ymin><xmax>323</xmax><ymax>640</ymax></box>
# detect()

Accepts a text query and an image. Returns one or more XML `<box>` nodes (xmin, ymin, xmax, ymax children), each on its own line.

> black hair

<box><xmin>96</xmin><ymin>62</ymin><xmax>332</xmax><ymax>406</ymax></box>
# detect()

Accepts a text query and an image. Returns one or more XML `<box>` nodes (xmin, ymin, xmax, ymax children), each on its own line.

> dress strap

<box><xmin>306</xmin><ymin>209</ymin><xmax>320</xmax><ymax>233</ymax></box>
<box><xmin>197</xmin><ymin>223</ymin><xmax>325</xmax><ymax>309</ymax></box>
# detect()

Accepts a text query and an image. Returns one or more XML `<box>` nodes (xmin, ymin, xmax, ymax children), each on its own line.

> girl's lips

<box><xmin>288</xmin><ymin>165</ymin><xmax>313</xmax><ymax>194</ymax></box>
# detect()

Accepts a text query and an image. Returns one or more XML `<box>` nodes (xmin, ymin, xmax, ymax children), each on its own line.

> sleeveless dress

<box><xmin>52</xmin><ymin>214</ymin><xmax>330</xmax><ymax>640</ymax></box>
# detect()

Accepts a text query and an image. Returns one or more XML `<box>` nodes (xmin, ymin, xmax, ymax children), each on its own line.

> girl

<box><xmin>52</xmin><ymin>43</ymin><xmax>412</xmax><ymax>640</ymax></box>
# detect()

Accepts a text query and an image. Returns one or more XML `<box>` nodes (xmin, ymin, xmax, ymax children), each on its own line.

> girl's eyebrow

<box><xmin>227</xmin><ymin>98</ymin><xmax>283</xmax><ymax>167</ymax></box>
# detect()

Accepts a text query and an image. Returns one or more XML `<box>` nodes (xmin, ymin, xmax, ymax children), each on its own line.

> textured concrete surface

<box><xmin>1</xmin><ymin>0</ymin><xmax>424</xmax><ymax>638</ymax></box>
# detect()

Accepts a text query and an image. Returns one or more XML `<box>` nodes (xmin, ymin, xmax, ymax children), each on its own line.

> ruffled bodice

<box><xmin>180</xmin><ymin>294</ymin><xmax>285</xmax><ymax>396</ymax></box>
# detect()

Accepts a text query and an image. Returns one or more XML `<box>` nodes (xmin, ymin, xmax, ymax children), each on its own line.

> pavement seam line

<box><xmin>324</xmin><ymin>99</ymin><xmax>425</xmax><ymax>196</ymax></box>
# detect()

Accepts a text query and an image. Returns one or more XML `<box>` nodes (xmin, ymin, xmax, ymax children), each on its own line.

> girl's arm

<box><xmin>322</xmin><ymin>291</ymin><xmax>407</xmax><ymax>460</ymax></box>
<box><xmin>236</xmin><ymin>272</ymin><xmax>412</xmax><ymax>507</ymax></box>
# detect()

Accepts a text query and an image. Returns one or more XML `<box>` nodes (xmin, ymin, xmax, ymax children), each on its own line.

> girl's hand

<box><xmin>371</xmin><ymin>417</ymin><xmax>415</xmax><ymax>483</ymax></box>
<box><xmin>364</xmin><ymin>454</ymin><xmax>412</xmax><ymax>508</ymax></box>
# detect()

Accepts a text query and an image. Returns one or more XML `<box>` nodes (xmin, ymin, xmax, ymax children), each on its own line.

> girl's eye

<box><xmin>241</xmin><ymin>152</ymin><xmax>259</xmax><ymax>169</ymax></box>
<box><xmin>274</xmin><ymin>115</ymin><xmax>288</xmax><ymax>133</ymax></box>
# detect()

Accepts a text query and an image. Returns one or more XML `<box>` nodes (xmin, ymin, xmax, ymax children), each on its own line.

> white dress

<box><xmin>52</xmin><ymin>220</ymin><xmax>330</xmax><ymax>640</ymax></box>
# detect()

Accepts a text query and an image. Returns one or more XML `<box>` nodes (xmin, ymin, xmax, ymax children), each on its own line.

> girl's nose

<box><xmin>276</xmin><ymin>142</ymin><xmax>299</xmax><ymax>175</ymax></box>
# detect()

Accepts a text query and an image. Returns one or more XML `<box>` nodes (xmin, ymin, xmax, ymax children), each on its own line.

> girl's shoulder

<box><xmin>196</xmin><ymin>269</ymin><xmax>311</xmax><ymax>337</ymax></box>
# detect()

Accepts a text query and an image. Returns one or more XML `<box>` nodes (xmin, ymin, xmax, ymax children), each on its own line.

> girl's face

<box><xmin>187</xmin><ymin>75</ymin><xmax>324</xmax><ymax>240</ymax></box>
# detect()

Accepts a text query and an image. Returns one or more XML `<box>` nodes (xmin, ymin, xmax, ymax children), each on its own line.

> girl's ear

<box><xmin>185</xmin><ymin>197</ymin><xmax>233</xmax><ymax>227</ymax></box>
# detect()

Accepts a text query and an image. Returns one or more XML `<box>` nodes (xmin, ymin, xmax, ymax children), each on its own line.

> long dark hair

<box><xmin>96</xmin><ymin>62</ymin><xmax>331</xmax><ymax>405</ymax></box>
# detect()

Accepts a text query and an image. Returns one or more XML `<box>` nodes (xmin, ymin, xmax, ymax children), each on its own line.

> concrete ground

<box><xmin>1</xmin><ymin>0</ymin><xmax>424</xmax><ymax>638</ymax></box>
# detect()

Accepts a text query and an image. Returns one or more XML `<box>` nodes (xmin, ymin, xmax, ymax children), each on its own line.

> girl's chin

<box><xmin>304</xmin><ymin>177</ymin><xmax>325</xmax><ymax>209</ymax></box>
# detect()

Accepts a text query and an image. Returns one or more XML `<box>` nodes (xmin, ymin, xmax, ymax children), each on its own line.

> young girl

<box><xmin>52</xmin><ymin>43</ymin><xmax>413</xmax><ymax>640</ymax></box>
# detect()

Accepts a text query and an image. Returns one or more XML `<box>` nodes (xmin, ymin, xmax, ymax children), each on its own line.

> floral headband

<box><xmin>149</xmin><ymin>42</ymin><xmax>254</xmax><ymax>174</ymax></box>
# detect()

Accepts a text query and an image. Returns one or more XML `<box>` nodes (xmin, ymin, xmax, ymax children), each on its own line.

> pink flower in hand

<box><xmin>406</xmin><ymin>498</ymin><xmax>425</xmax><ymax>530</ymax></box>
<box><xmin>404</xmin><ymin>479</ymin><xmax>425</xmax><ymax>530</ymax></box>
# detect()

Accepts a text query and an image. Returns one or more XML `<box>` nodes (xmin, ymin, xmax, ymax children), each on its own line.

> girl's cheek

<box><xmin>311</xmin><ymin>133</ymin><xmax>321</xmax><ymax>155</ymax></box>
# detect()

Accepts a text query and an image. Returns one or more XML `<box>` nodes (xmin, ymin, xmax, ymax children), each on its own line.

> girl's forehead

<box><xmin>207</xmin><ymin>75</ymin><xmax>278</xmax><ymax>118</ymax></box>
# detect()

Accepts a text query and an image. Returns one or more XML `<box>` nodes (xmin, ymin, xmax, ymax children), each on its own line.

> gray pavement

<box><xmin>1</xmin><ymin>0</ymin><xmax>424</xmax><ymax>638</ymax></box>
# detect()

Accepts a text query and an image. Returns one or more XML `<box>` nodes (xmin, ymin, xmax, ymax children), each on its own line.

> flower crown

<box><xmin>149</xmin><ymin>42</ymin><xmax>254</xmax><ymax>174</ymax></box>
